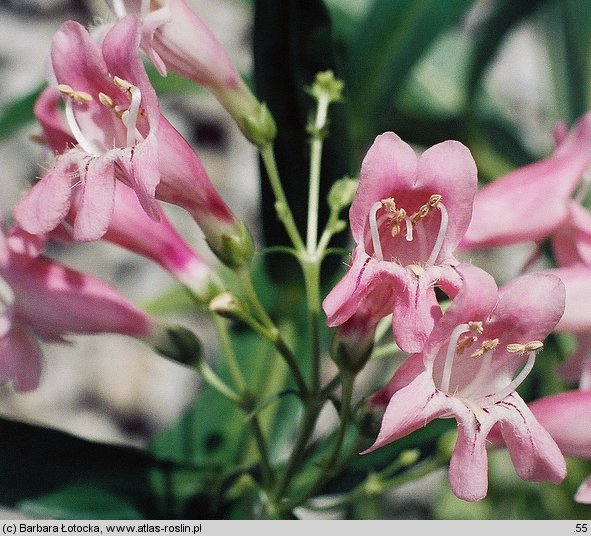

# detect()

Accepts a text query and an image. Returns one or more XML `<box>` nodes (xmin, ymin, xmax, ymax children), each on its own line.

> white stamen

<box><xmin>404</xmin><ymin>215</ymin><xmax>413</xmax><ymax>241</ymax></box>
<box><xmin>111</xmin><ymin>0</ymin><xmax>127</xmax><ymax>18</ymax></box>
<box><xmin>141</xmin><ymin>0</ymin><xmax>151</xmax><ymax>17</ymax></box>
<box><xmin>425</xmin><ymin>202</ymin><xmax>448</xmax><ymax>265</ymax></box>
<box><xmin>114</xmin><ymin>77</ymin><xmax>143</xmax><ymax>147</ymax></box>
<box><xmin>440</xmin><ymin>323</ymin><xmax>471</xmax><ymax>393</ymax></box>
<box><xmin>120</xmin><ymin>111</ymin><xmax>145</xmax><ymax>143</ymax></box>
<box><xmin>63</xmin><ymin>99</ymin><xmax>100</xmax><ymax>155</ymax></box>
<box><xmin>482</xmin><ymin>351</ymin><xmax>536</xmax><ymax>405</ymax></box>
<box><xmin>369</xmin><ymin>201</ymin><xmax>384</xmax><ymax>261</ymax></box>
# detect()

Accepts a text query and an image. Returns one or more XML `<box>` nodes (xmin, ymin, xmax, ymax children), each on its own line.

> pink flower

<box><xmin>490</xmin><ymin>390</ymin><xmax>591</xmax><ymax>504</ymax></box>
<box><xmin>539</xmin><ymin>265</ymin><xmax>591</xmax><ymax>389</ymax></box>
<box><xmin>539</xmin><ymin>206</ymin><xmax>591</xmax><ymax>389</ymax></box>
<box><xmin>0</xmin><ymin>222</ymin><xmax>158</xmax><ymax>391</ymax></box>
<box><xmin>63</xmin><ymin>181</ymin><xmax>224</xmax><ymax>304</ymax></box>
<box><xmin>27</xmin><ymin>65</ymin><xmax>251</xmax><ymax>267</ymax></box>
<box><xmin>105</xmin><ymin>0</ymin><xmax>239</xmax><ymax>91</ymax></box>
<box><xmin>461</xmin><ymin>112</ymin><xmax>591</xmax><ymax>249</ymax></box>
<box><xmin>365</xmin><ymin>263</ymin><xmax>566</xmax><ymax>501</ymax></box>
<box><xmin>323</xmin><ymin>132</ymin><xmax>477</xmax><ymax>353</ymax></box>
<box><xmin>15</xmin><ymin>16</ymin><xmax>161</xmax><ymax>241</ymax></box>
<box><xmin>551</xmin><ymin>202</ymin><xmax>591</xmax><ymax>268</ymax></box>
<box><xmin>105</xmin><ymin>1</ymin><xmax>275</xmax><ymax>148</ymax></box>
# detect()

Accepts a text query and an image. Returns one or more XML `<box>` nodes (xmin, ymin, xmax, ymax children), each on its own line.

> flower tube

<box><xmin>105</xmin><ymin>0</ymin><xmax>276</xmax><ymax>147</ymax></box>
<box><xmin>0</xmin><ymin>223</ymin><xmax>160</xmax><ymax>391</ymax></box>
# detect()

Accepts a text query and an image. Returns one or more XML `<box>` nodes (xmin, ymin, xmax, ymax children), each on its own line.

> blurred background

<box><xmin>0</xmin><ymin>0</ymin><xmax>590</xmax><ymax>520</ymax></box>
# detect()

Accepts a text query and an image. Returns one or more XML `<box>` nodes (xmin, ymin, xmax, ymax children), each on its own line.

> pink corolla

<box><xmin>323</xmin><ymin>132</ymin><xmax>477</xmax><ymax>353</ymax></box>
<box><xmin>0</xmin><ymin>222</ymin><xmax>159</xmax><ymax>391</ymax></box>
<box><xmin>63</xmin><ymin>181</ymin><xmax>225</xmax><ymax>304</ymax></box>
<box><xmin>24</xmin><ymin>44</ymin><xmax>251</xmax><ymax>267</ymax></box>
<box><xmin>490</xmin><ymin>390</ymin><xmax>591</xmax><ymax>504</ymax></box>
<box><xmin>105</xmin><ymin>0</ymin><xmax>276</xmax><ymax>147</ymax></box>
<box><xmin>461</xmin><ymin>112</ymin><xmax>591</xmax><ymax>249</ymax></box>
<box><xmin>366</xmin><ymin>263</ymin><xmax>567</xmax><ymax>502</ymax></box>
<box><xmin>105</xmin><ymin>0</ymin><xmax>239</xmax><ymax>91</ymax></box>
<box><xmin>15</xmin><ymin>16</ymin><xmax>161</xmax><ymax>241</ymax></box>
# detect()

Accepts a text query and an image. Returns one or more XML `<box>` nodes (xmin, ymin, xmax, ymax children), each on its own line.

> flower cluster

<box><xmin>324</xmin><ymin>132</ymin><xmax>568</xmax><ymax>501</ymax></box>
<box><xmin>2</xmin><ymin>0</ymin><xmax>590</xmax><ymax>517</ymax></box>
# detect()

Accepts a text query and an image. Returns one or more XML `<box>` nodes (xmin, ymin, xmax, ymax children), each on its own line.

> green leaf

<box><xmin>0</xmin><ymin>416</ymin><xmax>210</xmax><ymax>519</ymax></box>
<box><xmin>345</xmin><ymin>0</ymin><xmax>475</xmax><ymax>151</ymax></box>
<box><xmin>0</xmin><ymin>85</ymin><xmax>43</xmax><ymax>141</ymax></box>
<box><xmin>540</xmin><ymin>0</ymin><xmax>591</xmax><ymax>124</ymax></box>
<box><xmin>253</xmin><ymin>0</ymin><xmax>352</xmax><ymax>283</ymax></box>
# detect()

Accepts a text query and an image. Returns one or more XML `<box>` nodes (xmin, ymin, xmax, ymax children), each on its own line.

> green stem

<box><xmin>211</xmin><ymin>313</ymin><xmax>276</xmax><ymax>490</ymax></box>
<box><xmin>249</xmin><ymin>417</ymin><xmax>276</xmax><ymax>489</ymax></box>
<box><xmin>272</xmin><ymin>395</ymin><xmax>324</xmax><ymax>504</ymax></box>
<box><xmin>260</xmin><ymin>143</ymin><xmax>306</xmax><ymax>252</ymax></box>
<box><xmin>237</xmin><ymin>267</ymin><xmax>309</xmax><ymax>398</ymax></box>
<box><xmin>195</xmin><ymin>358</ymin><xmax>242</xmax><ymax>406</ymax></box>
<box><xmin>281</xmin><ymin>371</ymin><xmax>356</xmax><ymax>513</ymax></box>
<box><xmin>306</xmin><ymin>95</ymin><xmax>330</xmax><ymax>255</ymax></box>
<box><xmin>211</xmin><ymin>313</ymin><xmax>247</xmax><ymax>393</ymax></box>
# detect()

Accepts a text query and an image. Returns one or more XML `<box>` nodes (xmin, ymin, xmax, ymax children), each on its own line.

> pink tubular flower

<box><xmin>490</xmin><ymin>390</ymin><xmax>591</xmax><ymax>504</ymax></box>
<box><xmin>0</xmin><ymin>222</ymin><xmax>159</xmax><ymax>391</ymax></box>
<box><xmin>15</xmin><ymin>16</ymin><xmax>161</xmax><ymax>241</ymax></box>
<box><xmin>105</xmin><ymin>0</ymin><xmax>239</xmax><ymax>91</ymax></box>
<box><xmin>65</xmin><ymin>181</ymin><xmax>225</xmax><ymax>304</ymax></box>
<box><xmin>25</xmin><ymin>54</ymin><xmax>252</xmax><ymax>267</ymax></box>
<box><xmin>323</xmin><ymin>132</ymin><xmax>477</xmax><ymax>353</ymax></box>
<box><xmin>105</xmin><ymin>1</ymin><xmax>276</xmax><ymax>148</ymax></box>
<box><xmin>461</xmin><ymin>112</ymin><xmax>591</xmax><ymax>249</ymax></box>
<box><xmin>365</xmin><ymin>263</ymin><xmax>567</xmax><ymax>502</ymax></box>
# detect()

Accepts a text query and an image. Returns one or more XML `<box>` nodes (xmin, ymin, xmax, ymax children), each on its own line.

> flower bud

<box><xmin>208</xmin><ymin>292</ymin><xmax>249</xmax><ymax>323</ymax></box>
<box><xmin>151</xmin><ymin>324</ymin><xmax>203</xmax><ymax>367</ymax></box>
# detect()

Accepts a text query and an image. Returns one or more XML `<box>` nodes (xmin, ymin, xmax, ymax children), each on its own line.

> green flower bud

<box><xmin>208</xmin><ymin>292</ymin><xmax>249</xmax><ymax>322</ymax></box>
<box><xmin>152</xmin><ymin>324</ymin><xmax>202</xmax><ymax>367</ymax></box>
<box><xmin>328</xmin><ymin>176</ymin><xmax>358</xmax><ymax>214</ymax></box>
<box><xmin>208</xmin><ymin>221</ymin><xmax>255</xmax><ymax>270</ymax></box>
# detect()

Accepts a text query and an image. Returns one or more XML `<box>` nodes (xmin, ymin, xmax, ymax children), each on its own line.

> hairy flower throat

<box><xmin>59</xmin><ymin>76</ymin><xmax>144</xmax><ymax>155</ymax></box>
<box><xmin>368</xmin><ymin>194</ymin><xmax>448</xmax><ymax>264</ymax></box>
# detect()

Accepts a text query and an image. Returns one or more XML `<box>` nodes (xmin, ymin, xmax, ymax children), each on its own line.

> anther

<box><xmin>428</xmin><ymin>194</ymin><xmax>442</xmax><ymax>208</ymax></box>
<box><xmin>112</xmin><ymin>76</ymin><xmax>142</xmax><ymax>147</ymax></box>
<box><xmin>507</xmin><ymin>341</ymin><xmax>544</xmax><ymax>354</ymax></box>
<box><xmin>468</xmin><ymin>321</ymin><xmax>483</xmax><ymax>333</ymax></box>
<box><xmin>113</xmin><ymin>76</ymin><xmax>133</xmax><ymax>91</ymax></box>
<box><xmin>58</xmin><ymin>84</ymin><xmax>92</xmax><ymax>103</ymax></box>
<box><xmin>470</xmin><ymin>338</ymin><xmax>499</xmax><ymax>359</ymax></box>
<box><xmin>456</xmin><ymin>335</ymin><xmax>477</xmax><ymax>354</ymax></box>
<box><xmin>99</xmin><ymin>92</ymin><xmax>114</xmax><ymax>108</ymax></box>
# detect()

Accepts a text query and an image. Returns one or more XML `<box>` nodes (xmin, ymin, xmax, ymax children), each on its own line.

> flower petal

<box><xmin>448</xmin><ymin>404</ymin><xmax>496</xmax><ymax>502</ymax></box>
<box><xmin>0</xmin><ymin>323</ymin><xmax>43</xmax><ymax>391</ymax></box>
<box><xmin>13</xmin><ymin>153</ymin><xmax>74</xmax><ymax>235</ymax></box>
<box><xmin>575</xmin><ymin>476</ymin><xmax>591</xmax><ymax>504</ymax></box>
<box><xmin>349</xmin><ymin>132</ymin><xmax>418</xmax><ymax>244</ymax></box>
<box><xmin>489</xmin><ymin>272</ymin><xmax>566</xmax><ymax>343</ymax></box>
<box><xmin>495</xmin><ymin>393</ymin><xmax>566</xmax><ymax>485</ymax></box>
<box><xmin>462</xmin><ymin>112</ymin><xmax>591</xmax><ymax>248</ymax></box>
<box><xmin>415</xmin><ymin>140</ymin><xmax>477</xmax><ymax>259</ymax></box>
<box><xmin>363</xmin><ymin>372</ymin><xmax>445</xmax><ymax>453</ymax></box>
<box><xmin>6</xmin><ymin>257</ymin><xmax>154</xmax><ymax>341</ymax></box>
<box><xmin>72</xmin><ymin>157</ymin><xmax>116</xmax><ymax>241</ymax></box>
